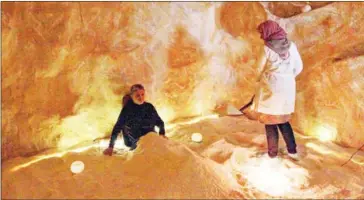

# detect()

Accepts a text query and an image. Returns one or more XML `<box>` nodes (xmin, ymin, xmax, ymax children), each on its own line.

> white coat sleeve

<box><xmin>293</xmin><ymin>44</ymin><xmax>303</xmax><ymax>77</ymax></box>
<box><xmin>257</xmin><ymin>47</ymin><xmax>269</xmax><ymax>80</ymax></box>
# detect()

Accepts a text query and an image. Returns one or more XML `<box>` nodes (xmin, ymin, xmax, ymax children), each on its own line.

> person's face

<box><xmin>131</xmin><ymin>89</ymin><xmax>145</xmax><ymax>105</ymax></box>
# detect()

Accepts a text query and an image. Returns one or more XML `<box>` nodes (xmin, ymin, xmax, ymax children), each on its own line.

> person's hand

<box><xmin>103</xmin><ymin>147</ymin><xmax>113</xmax><ymax>156</ymax></box>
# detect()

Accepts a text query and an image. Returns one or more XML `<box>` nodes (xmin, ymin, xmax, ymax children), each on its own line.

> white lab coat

<box><xmin>255</xmin><ymin>42</ymin><xmax>303</xmax><ymax>115</ymax></box>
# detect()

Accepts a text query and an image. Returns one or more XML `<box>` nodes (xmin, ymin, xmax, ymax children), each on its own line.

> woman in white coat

<box><xmin>254</xmin><ymin>20</ymin><xmax>303</xmax><ymax>159</ymax></box>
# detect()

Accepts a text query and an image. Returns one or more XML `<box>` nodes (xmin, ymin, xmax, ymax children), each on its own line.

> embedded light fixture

<box><xmin>70</xmin><ymin>161</ymin><xmax>85</xmax><ymax>174</ymax></box>
<box><xmin>191</xmin><ymin>133</ymin><xmax>203</xmax><ymax>143</ymax></box>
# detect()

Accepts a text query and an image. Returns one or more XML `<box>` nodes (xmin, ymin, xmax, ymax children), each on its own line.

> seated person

<box><xmin>103</xmin><ymin>84</ymin><xmax>166</xmax><ymax>156</ymax></box>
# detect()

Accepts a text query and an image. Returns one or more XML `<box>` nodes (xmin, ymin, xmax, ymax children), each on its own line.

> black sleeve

<box><xmin>150</xmin><ymin>104</ymin><xmax>165</xmax><ymax>135</ymax></box>
<box><xmin>108</xmin><ymin>106</ymin><xmax>127</xmax><ymax>148</ymax></box>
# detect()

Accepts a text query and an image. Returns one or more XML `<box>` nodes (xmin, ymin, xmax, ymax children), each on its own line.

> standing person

<box><xmin>103</xmin><ymin>84</ymin><xmax>166</xmax><ymax>156</ymax></box>
<box><xmin>254</xmin><ymin>20</ymin><xmax>303</xmax><ymax>159</ymax></box>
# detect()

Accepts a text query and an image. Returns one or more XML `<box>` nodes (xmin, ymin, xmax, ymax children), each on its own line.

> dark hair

<box><xmin>122</xmin><ymin>84</ymin><xmax>145</xmax><ymax>107</ymax></box>
<box><xmin>122</xmin><ymin>94</ymin><xmax>132</xmax><ymax>107</ymax></box>
<box><xmin>130</xmin><ymin>84</ymin><xmax>144</xmax><ymax>93</ymax></box>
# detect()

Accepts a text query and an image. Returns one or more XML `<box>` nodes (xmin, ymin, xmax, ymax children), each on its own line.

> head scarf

<box><xmin>257</xmin><ymin>20</ymin><xmax>291</xmax><ymax>59</ymax></box>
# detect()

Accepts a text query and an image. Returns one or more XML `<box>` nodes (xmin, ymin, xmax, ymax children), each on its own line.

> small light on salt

<box><xmin>191</xmin><ymin>133</ymin><xmax>203</xmax><ymax>143</ymax></box>
<box><xmin>70</xmin><ymin>161</ymin><xmax>85</xmax><ymax>174</ymax></box>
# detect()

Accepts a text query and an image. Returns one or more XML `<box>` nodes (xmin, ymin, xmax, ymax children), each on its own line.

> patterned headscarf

<box><xmin>257</xmin><ymin>20</ymin><xmax>291</xmax><ymax>59</ymax></box>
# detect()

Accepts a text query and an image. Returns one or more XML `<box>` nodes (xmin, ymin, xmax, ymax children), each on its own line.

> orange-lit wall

<box><xmin>2</xmin><ymin>2</ymin><xmax>364</xmax><ymax>160</ymax></box>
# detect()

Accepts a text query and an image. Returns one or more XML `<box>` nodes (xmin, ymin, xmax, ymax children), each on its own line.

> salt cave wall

<box><xmin>1</xmin><ymin>2</ymin><xmax>364</xmax><ymax>160</ymax></box>
<box><xmin>264</xmin><ymin>2</ymin><xmax>364</xmax><ymax>148</ymax></box>
<box><xmin>284</xmin><ymin>2</ymin><xmax>364</xmax><ymax>148</ymax></box>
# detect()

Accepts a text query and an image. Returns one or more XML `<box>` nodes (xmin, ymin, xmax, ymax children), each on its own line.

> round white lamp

<box><xmin>191</xmin><ymin>133</ymin><xmax>203</xmax><ymax>143</ymax></box>
<box><xmin>70</xmin><ymin>161</ymin><xmax>85</xmax><ymax>174</ymax></box>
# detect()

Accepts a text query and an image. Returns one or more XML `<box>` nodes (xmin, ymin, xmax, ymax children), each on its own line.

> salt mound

<box><xmin>116</xmin><ymin>133</ymin><xmax>243</xmax><ymax>199</ymax></box>
<box><xmin>1</xmin><ymin>133</ymin><xmax>243</xmax><ymax>199</ymax></box>
<box><xmin>201</xmin><ymin>139</ymin><xmax>236</xmax><ymax>164</ymax></box>
<box><xmin>2</xmin><ymin>115</ymin><xmax>364</xmax><ymax>199</ymax></box>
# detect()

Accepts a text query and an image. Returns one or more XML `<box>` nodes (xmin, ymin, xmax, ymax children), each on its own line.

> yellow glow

<box><xmin>98</xmin><ymin>138</ymin><xmax>129</xmax><ymax>150</ymax></box>
<box><xmin>3</xmin><ymin>3</ymin><xmax>266</xmax><ymax>166</ymax></box>
<box><xmin>305</xmin><ymin>142</ymin><xmax>339</xmax><ymax>155</ymax></box>
<box><xmin>306</xmin><ymin>142</ymin><xmax>364</xmax><ymax>165</ymax></box>
<box><xmin>351</xmin><ymin>158</ymin><xmax>364</xmax><ymax>166</ymax></box>
<box><xmin>165</xmin><ymin>114</ymin><xmax>219</xmax><ymax>130</ymax></box>
<box><xmin>70</xmin><ymin>145</ymin><xmax>98</xmax><ymax>153</ymax></box>
<box><xmin>10</xmin><ymin>114</ymin><xmax>218</xmax><ymax>172</ymax></box>
<box><xmin>10</xmin><ymin>144</ymin><xmax>98</xmax><ymax>172</ymax></box>
<box><xmin>98</xmin><ymin>139</ymin><xmax>110</xmax><ymax>149</ymax></box>
<box><xmin>313</xmin><ymin>124</ymin><xmax>337</xmax><ymax>142</ymax></box>
<box><xmin>295</xmin><ymin>134</ymin><xmax>316</xmax><ymax>139</ymax></box>
<box><xmin>56</xmin><ymin>105</ymin><xmax>119</xmax><ymax>149</ymax></box>
<box><xmin>54</xmin><ymin>55</ymin><xmax>123</xmax><ymax>150</ymax></box>
<box><xmin>193</xmin><ymin>101</ymin><xmax>203</xmax><ymax>116</ymax></box>
<box><xmin>158</xmin><ymin>107</ymin><xmax>176</xmax><ymax>124</ymax></box>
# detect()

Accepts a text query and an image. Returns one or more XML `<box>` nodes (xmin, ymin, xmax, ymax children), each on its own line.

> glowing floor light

<box><xmin>165</xmin><ymin>114</ymin><xmax>219</xmax><ymax>130</ymax></box>
<box><xmin>314</xmin><ymin>124</ymin><xmax>337</xmax><ymax>142</ymax></box>
<box><xmin>191</xmin><ymin>133</ymin><xmax>203</xmax><ymax>143</ymax></box>
<box><xmin>70</xmin><ymin>161</ymin><xmax>85</xmax><ymax>174</ymax></box>
<box><xmin>11</xmin><ymin>144</ymin><xmax>98</xmax><ymax>172</ymax></box>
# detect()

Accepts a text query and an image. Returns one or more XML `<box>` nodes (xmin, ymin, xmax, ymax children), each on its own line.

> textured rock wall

<box><xmin>285</xmin><ymin>2</ymin><xmax>364</xmax><ymax>147</ymax></box>
<box><xmin>2</xmin><ymin>2</ymin><xmax>364</xmax><ymax>160</ymax></box>
<box><xmin>1</xmin><ymin>2</ymin><xmax>266</xmax><ymax>160</ymax></box>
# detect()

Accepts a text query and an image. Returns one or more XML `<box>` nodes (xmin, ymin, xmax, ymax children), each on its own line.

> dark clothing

<box><xmin>265</xmin><ymin>122</ymin><xmax>297</xmax><ymax>158</ymax></box>
<box><xmin>108</xmin><ymin>100</ymin><xmax>165</xmax><ymax>148</ymax></box>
